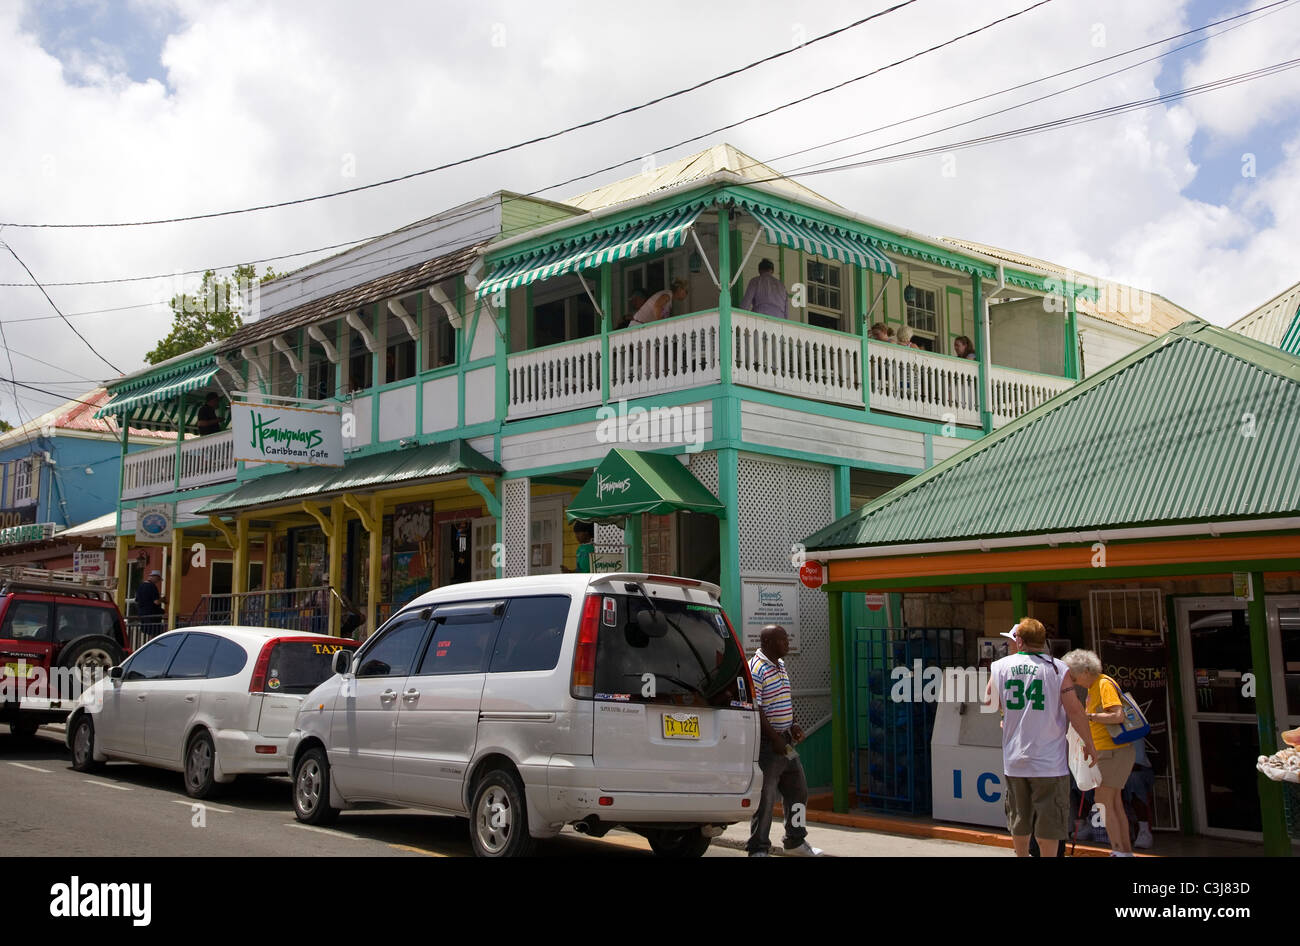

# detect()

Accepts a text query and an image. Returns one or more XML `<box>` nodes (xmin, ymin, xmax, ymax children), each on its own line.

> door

<box><xmin>210</xmin><ymin>562</ymin><xmax>234</xmax><ymax>624</ymax></box>
<box><xmin>104</xmin><ymin>633</ymin><xmax>185</xmax><ymax>756</ymax></box>
<box><xmin>329</xmin><ymin>611</ymin><xmax>430</xmax><ymax>801</ymax></box>
<box><xmin>471</xmin><ymin>517</ymin><xmax>496</xmax><ymax>582</ymax></box>
<box><xmin>1176</xmin><ymin>597</ymin><xmax>1293</xmax><ymax>838</ymax></box>
<box><xmin>144</xmin><ymin>632</ymin><xmax>218</xmax><ymax>762</ymax></box>
<box><xmin>393</xmin><ymin>601</ymin><xmax>501</xmax><ymax>810</ymax></box>
<box><xmin>1269</xmin><ymin>596</ymin><xmax>1300</xmax><ymax>737</ymax></box>
<box><xmin>528</xmin><ymin>496</ymin><xmax>563</xmax><ymax>575</ymax></box>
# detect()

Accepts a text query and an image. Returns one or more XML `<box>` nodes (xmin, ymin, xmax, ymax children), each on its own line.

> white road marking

<box><xmin>284</xmin><ymin>823</ymin><xmax>363</xmax><ymax>841</ymax></box>
<box><xmin>171</xmin><ymin>799</ymin><xmax>233</xmax><ymax>814</ymax></box>
<box><xmin>7</xmin><ymin>762</ymin><xmax>50</xmax><ymax>773</ymax></box>
<box><xmin>83</xmin><ymin>779</ymin><xmax>131</xmax><ymax>791</ymax></box>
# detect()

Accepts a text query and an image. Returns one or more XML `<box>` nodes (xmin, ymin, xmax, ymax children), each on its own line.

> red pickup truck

<box><xmin>0</xmin><ymin>567</ymin><xmax>129</xmax><ymax>739</ymax></box>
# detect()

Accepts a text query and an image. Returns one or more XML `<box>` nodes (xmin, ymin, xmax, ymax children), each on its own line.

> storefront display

<box><xmin>392</xmin><ymin>502</ymin><xmax>434</xmax><ymax>608</ymax></box>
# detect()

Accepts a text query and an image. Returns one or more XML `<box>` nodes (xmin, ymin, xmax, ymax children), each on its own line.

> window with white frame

<box><xmin>805</xmin><ymin>258</ymin><xmax>844</xmax><ymax>330</ymax></box>
<box><xmin>13</xmin><ymin>457</ymin><xmax>34</xmax><ymax>505</ymax></box>
<box><xmin>905</xmin><ymin>287</ymin><xmax>938</xmax><ymax>350</ymax></box>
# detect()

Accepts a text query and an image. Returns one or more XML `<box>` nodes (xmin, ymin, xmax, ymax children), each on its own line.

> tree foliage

<box><xmin>145</xmin><ymin>264</ymin><xmax>278</xmax><ymax>365</ymax></box>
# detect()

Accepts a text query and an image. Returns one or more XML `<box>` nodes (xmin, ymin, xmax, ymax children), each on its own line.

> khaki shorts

<box><xmin>1096</xmin><ymin>743</ymin><xmax>1137</xmax><ymax>789</ymax></box>
<box><xmin>1004</xmin><ymin>775</ymin><xmax>1070</xmax><ymax>840</ymax></box>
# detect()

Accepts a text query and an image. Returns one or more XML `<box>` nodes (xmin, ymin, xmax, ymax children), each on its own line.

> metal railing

<box><xmin>186</xmin><ymin>586</ymin><xmax>361</xmax><ymax>638</ymax></box>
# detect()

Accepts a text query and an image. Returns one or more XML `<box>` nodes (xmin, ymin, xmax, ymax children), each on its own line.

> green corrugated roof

<box><xmin>198</xmin><ymin>440</ymin><xmax>502</xmax><ymax>514</ymax></box>
<box><xmin>804</xmin><ymin>322</ymin><xmax>1300</xmax><ymax>552</ymax></box>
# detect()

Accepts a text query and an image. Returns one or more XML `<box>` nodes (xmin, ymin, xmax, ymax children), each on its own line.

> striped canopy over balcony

<box><xmin>96</xmin><ymin>356</ymin><xmax>219</xmax><ymax>432</ymax></box>
<box><xmin>744</xmin><ymin>205</ymin><xmax>898</xmax><ymax>279</ymax></box>
<box><xmin>475</xmin><ymin>203</ymin><xmax>705</xmax><ymax>299</ymax></box>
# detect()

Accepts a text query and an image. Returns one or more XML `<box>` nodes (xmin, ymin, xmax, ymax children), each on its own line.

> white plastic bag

<box><xmin>1069</xmin><ymin>728</ymin><xmax>1102</xmax><ymax>791</ymax></box>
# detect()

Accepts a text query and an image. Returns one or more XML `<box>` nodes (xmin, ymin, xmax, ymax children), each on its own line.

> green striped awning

<box><xmin>747</xmin><ymin>206</ymin><xmax>898</xmax><ymax>279</ymax></box>
<box><xmin>476</xmin><ymin>204</ymin><xmax>704</xmax><ymax>299</ymax></box>
<box><xmin>1280</xmin><ymin>304</ymin><xmax>1300</xmax><ymax>356</ymax></box>
<box><xmin>96</xmin><ymin>360</ymin><xmax>219</xmax><ymax>430</ymax></box>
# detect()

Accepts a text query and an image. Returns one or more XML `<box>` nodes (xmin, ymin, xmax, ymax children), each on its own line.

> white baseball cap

<box><xmin>1000</xmin><ymin>624</ymin><xmax>1019</xmax><ymax>642</ymax></box>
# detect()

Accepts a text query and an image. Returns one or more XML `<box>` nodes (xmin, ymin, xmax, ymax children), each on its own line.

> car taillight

<box><xmin>248</xmin><ymin>640</ymin><xmax>277</xmax><ymax>693</ymax></box>
<box><xmin>570</xmin><ymin>594</ymin><xmax>601</xmax><ymax>699</ymax></box>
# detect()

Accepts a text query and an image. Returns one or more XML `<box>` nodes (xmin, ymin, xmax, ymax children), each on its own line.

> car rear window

<box><xmin>262</xmin><ymin>639</ymin><xmax>358</xmax><ymax>693</ymax></box>
<box><xmin>489</xmin><ymin>595</ymin><xmax>568</xmax><ymax>673</ymax></box>
<box><xmin>54</xmin><ymin>605</ymin><xmax>123</xmax><ymax>647</ymax></box>
<box><xmin>592</xmin><ymin>594</ymin><xmax>749</xmax><ymax>709</ymax></box>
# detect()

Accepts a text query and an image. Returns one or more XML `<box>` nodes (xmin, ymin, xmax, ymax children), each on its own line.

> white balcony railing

<box><xmin>869</xmin><ymin>344</ymin><xmax>981</xmax><ymax>426</ymax></box>
<box><xmin>732</xmin><ymin>313</ymin><xmax>862</xmax><ymax>407</ymax></box>
<box><xmin>989</xmin><ymin>366</ymin><xmax>1073</xmax><ymax>427</ymax></box>
<box><xmin>506</xmin><ymin>337</ymin><xmax>602</xmax><ymax>419</ymax></box>
<box><xmin>122</xmin><ymin>430</ymin><xmax>237</xmax><ymax>500</ymax></box>
<box><xmin>610</xmin><ymin>311</ymin><xmax>720</xmax><ymax>400</ymax></box>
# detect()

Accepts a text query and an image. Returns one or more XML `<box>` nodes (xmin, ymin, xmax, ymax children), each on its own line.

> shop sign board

<box><xmin>798</xmin><ymin>561</ymin><xmax>823</xmax><ymax>589</ymax></box>
<box><xmin>0</xmin><ymin>521</ymin><xmax>54</xmax><ymax>546</ymax></box>
<box><xmin>232</xmin><ymin>402</ymin><xmax>344</xmax><ymax>468</ymax></box>
<box><xmin>864</xmin><ymin>593</ymin><xmax>886</xmax><ymax>612</ymax></box>
<box><xmin>73</xmin><ymin>550</ymin><xmax>107</xmax><ymax>577</ymax></box>
<box><xmin>741</xmin><ymin>578</ymin><xmax>800</xmax><ymax>652</ymax></box>
<box><xmin>590</xmin><ymin>549</ymin><xmax>625</xmax><ymax>574</ymax></box>
<box><xmin>135</xmin><ymin>504</ymin><xmax>174</xmax><ymax>544</ymax></box>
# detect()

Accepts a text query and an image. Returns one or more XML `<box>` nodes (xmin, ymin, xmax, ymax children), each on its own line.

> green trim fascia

<box><xmin>822</xmin><ymin>557</ymin><xmax>1300</xmax><ymax>591</ymax></box>
<box><xmin>466</xmin><ymin>475</ymin><xmax>501</xmax><ymax>519</ymax></box>
<box><xmin>972</xmin><ymin>273</ymin><xmax>991</xmax><ymax>433</ymax></box>
<box><xmin>1163</xmin><ymin>593</ymin><xmax>1196</xmax><ymax>836</ymax></box>
<box><xmin>717</xmin><ymin>447</ymin><xmax>741</xmax><ymax>621</ymax></box>
<box><xmin>707</xmin><ymin>439</ymin><xmax>925</xmax><ymax>477</ymax></box>
<box><xmin>923</xmin><ymin>433</ymin><xmax>934</xmax><ymax>469</ymax></box>
<box><xmin>736</xmin><ymin>384</ymin><xmax>984</xmax><ymax>439</ymax></box>
<box><xmin>1065</xmin><ymin>295</ymin><xmax>1080</xmax><ymax>381</ymax></box>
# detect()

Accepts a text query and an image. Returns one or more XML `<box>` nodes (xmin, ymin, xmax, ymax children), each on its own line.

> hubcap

<box><xmin>74</xmin><ymin>722</ymin><xmax>91</xmax><ymax>762</ymax></box>
<box><xmin>476</xmin><ymin>785</ymin><xmax>512</xmax><ymax>854</ymax></box>
<box><xmin>187</xmin><ymin>739</ymin><xmax>212</xmax><ymax>790</ymax></box>
<box><xmin>297</xmin><ymin>759</ymin><xmax>321</xmax><ymax>814</ymax></box>
<box><xmin>74</xmin><ymin>649</ymin><xmax>114</xmax><ymax>688</ymax></box>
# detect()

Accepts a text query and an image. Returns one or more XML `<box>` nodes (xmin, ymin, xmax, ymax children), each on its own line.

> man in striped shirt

<box><xmin>746</xmin><ymin>624</ymin><xmax>822</xmax><ymax>857</ymax></box>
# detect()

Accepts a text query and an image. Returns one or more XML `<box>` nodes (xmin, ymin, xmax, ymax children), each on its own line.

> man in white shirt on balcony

<box><xmin>630</xmin><ymin>279</ymin><xmax>689</xmax><ymax>325</ymax></box>
<box><xmin>740</xmin><ymin>259</ymin><xmax>789</xmax><ymax>319</ymax></box>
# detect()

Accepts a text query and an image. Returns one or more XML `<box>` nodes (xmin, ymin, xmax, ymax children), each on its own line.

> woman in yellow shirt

<box><xmin>1063</xmin><ymin>649</ymin><xmax>1136</xmax><ymax>856</ymax></box>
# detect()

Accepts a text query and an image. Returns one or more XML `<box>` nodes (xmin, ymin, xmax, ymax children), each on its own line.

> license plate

<box><xmin>3</xmin><ymin>661</ymin><xmax>40</xmax><ymax>678</ymax></box>
<box><xmin>662</xmin><ymin>713</ymin><xmax>700</xmax><ymax>739</ymax></box>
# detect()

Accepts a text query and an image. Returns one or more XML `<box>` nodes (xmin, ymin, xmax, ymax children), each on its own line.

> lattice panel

<box><xmin>594</xmin><ymin>521</ymin><xmax>624</xmax><ymax>559</ymax></box>
<box><xmin>688</xmin><ymin>451</ymin><xmax>719</xmax><ymax>498</ymax></box>
<box><xmin>735</xmin><ymin>455</ymin><xmax>836</xmax><ymax>730</ymax></box>
<box><xmin>502</xmin><ymin>478</ymin><xmax>530</xmax><ymax>578</ymax></box>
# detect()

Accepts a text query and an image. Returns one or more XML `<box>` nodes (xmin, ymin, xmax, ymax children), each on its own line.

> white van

<box><xmin>286</xmin><ymin>573</ymin><xmax>761</xmax><ymax>856</ymax></box>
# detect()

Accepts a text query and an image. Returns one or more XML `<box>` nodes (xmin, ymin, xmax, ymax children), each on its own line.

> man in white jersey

<box><xmin>984</xmin><ymin>617</ymin><xmax>1096</xmax><ymax>857</ymax></box>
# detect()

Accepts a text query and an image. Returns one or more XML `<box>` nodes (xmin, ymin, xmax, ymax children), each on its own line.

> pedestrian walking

<box><xmin>1062</xmin><ymin>649</ymin><xmax>1137</xmax><ymax>856</ymax></box>
<box><xmin>134</xmin><ymin>569</ymin><xmax>166</xmax><ymax>635</ymax></box>
<box><xmin>985</xmin><ymin>617</ymin><xmax>1096</xmax><ymax>857</ymax></box>
<box><xmin>746</xmin><ymin>624</ymin><xmax>823</xmax><ymax>857</ymax></box>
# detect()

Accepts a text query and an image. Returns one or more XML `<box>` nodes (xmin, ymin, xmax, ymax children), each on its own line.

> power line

<box><xmin>0</xmin><ymin>0</ymin><xmax>922</xmax><ymax>231</ymax></box>
<box><xmin>0</xmin><ymin>377</ymin><xmax>107</xmax><ymax>410</ymax></box>
<box><xmin>0</xmin><ymin>240</ymin><xmax>121</xmax><ymax>372</ymax></box>
<box><xmin>5</xmin><ymin>347</ymin><xmax>104</xmax><ymax>384</ymax></box>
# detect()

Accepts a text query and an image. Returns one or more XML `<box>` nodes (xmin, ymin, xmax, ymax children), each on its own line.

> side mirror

<box><xmin>332</xmin><ymin>649</ymin><xmax>353</xmax><ymax>675</ymax></box>
<box><xmin>109</xmin><ymin>666</ymin><xmax>123</xmax><ymax>684</ymax></box>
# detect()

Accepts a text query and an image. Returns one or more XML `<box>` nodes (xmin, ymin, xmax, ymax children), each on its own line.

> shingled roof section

<box><xmin>803</xmin><ymin>322</ymin><xmax>1300</xmax><ymax>552</ymax></box>
<box><xmin>222</xmin><ymin>241</ymin><xmax>487</xmax><ymax>352</ymax></box>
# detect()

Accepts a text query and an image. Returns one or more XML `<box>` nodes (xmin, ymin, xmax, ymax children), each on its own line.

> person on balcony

<box><xmin>629</xmin><ymin>279</ymin><xmax>688</xmax><ymax>325</ymax></box>
<box><xmin>868</xmin><ymin>322</ymin><xmax>890</xmax><ymax>342</ymax></box>
<box><xmin>896</xmin><ymin>325</ymin><xmax>921</xmax><ymax>348</ymax></box>
<box><xmin>740</xmin><ymin>259</ymin><xmax>789</xmax><ymax>319</ymax></box>
<box><xmin>619</xmin><ymin>292</ymin><xmax>647</xmax><ymax>329</ymax></box>
<box><xmin>954</xmin><ymin>335</ymin><xmax>977</xmax><ymax>360</ymax></box>
<box><xmin>196</xmin><ymin>392</ymin><xmax>223</xmax><ymax>436</ymax></box>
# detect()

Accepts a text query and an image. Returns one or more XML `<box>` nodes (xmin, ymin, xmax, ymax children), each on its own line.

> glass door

<box><xmin>1176</xmin><ymin>596</ymin><xmax>1294</xmax><ymax>839</ymax></box>
<box><xmin>1269</xmin><ymin>597</ymin><xmax>1300</xmax><ymax>736</ymax></box>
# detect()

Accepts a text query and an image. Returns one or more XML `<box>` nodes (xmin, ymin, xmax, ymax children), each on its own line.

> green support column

<box><xmin>1065</xmin><ymin>295</ymin><xmax>1080</xmax><ymax>380</ymax></box>
<box><xmin>457</xmin><ymin>280</ymin><xmax>469</xmax><ymax>430</ymax></box>
<box><xmin>829</xmin><ymin>589</ymin><xmax>849</xmax><ymax>813</ymax></box>
<box><xmin>599</xmin><ymin>264</ymin><xmax>612</xmax><ymax>405</ymax></box>
<box><xmin>717</xmin><ymin>447</ymin><xmax>741</xmax><ymax>624</ymax></box>
<box><xmin>624</xmin><ymin>515</ymin><xmax>642</xmax><ymax>571</ymax></box>
<box><xmin>1247</xmin><ymin>572</ymin><xmax>1291</xmax><ymax>856</ymax></box>
<box><xmin>1010</xmin><ymin>582</ymin><xmax>1027</xmax><ymax>623</ymax></box>
<box><xmin>972</xmin><ymin>274</ymin><xmax>991</xmax><ymax>433</ymax></box>
<box><xmin>1164</xmin><ymin>594</ymin><xmax>1196</xmax><ymax>834</ymax></box>
<box><xmin>717</xmin><ymin>205</ymin><xmax>733</xmax><ymax>386</ymax></box>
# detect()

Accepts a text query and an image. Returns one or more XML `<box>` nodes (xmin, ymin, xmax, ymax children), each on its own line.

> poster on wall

<box><xmin>740</xmin><ymin>578</ymin><xmax>800</xmax><ymax>653</ymax></box>
<box><xmin>271</xmin><ymin>536</ymin><xmax>288</xmax><ymax>591</ymax></box>
<box><xmin>1099</xmin><ymin>636</ymin><xmax>1170</xmax><ymax>777</ymax></box>
<box><xmin>391</xmin><ymin>503</ymin><xmax>434</xmax><ymax>608</ymax></box>
<box><xmin>381</xmin><ymin>516</ymin><xmax>393</xmax><ymax>607</ymax></box>
<box><xmin>232</xmin><ymin>402</ymin><xmax>344</xmax><ymax>467</ymax></box>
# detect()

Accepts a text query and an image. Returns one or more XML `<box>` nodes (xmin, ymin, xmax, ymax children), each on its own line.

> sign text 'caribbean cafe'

<box><xmin>233</xmin><ymin>402</ymin><xmax>344</xmax><ymax>468</ymax></box>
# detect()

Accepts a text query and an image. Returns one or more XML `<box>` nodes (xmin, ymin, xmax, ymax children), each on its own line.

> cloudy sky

<box><xmin>1</xmin><ymin>0</ymin><xmax>1298</xmax><ymax>424</ymax></box>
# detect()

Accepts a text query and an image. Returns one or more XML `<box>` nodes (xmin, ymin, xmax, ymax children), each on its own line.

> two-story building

<box><xmin>98</xmin><ymin>145</ymin><xmax>1191</xmax><ymax>781</ymax></box>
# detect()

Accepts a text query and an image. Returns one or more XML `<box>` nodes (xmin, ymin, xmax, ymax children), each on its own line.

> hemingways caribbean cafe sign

<box><xmin>233</xmin><ymin>402</ymin><xmax>344</xmax><ymax>468</ymax></box>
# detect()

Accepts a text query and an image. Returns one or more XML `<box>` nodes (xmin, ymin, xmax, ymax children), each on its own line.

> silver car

<box><xmin>286</xmin><ymin>573</ymin><xmax>761</xmax><ymax>856</ymax></box>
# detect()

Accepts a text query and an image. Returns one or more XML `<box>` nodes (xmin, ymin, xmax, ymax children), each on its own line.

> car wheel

<box><xmin>293</xmin><ymin>747</ymin><xmax>339</xmax><ymax>825</ymax></box>
<box><xmin>646</xmin><ymin>827</ymin><xmax>711</xmax><ymax>858</ymax></box>
<box><xmin>183</xmin><ymin>731</ymin><xmax>220</xmax><ymax>799</ymax></box>
<box><xmin>57</xmin><ymin>635</ymin><xmax>124</xmax><ymax>689</ymax></box>
<box><xmin>469</xmin><ymin>768</ymin><xmax>534</xmax><ymax>857</ymax></box>
<box><xmin>9</xmin><ymin>718</ymin><xmax>41</xmax><ymax>741</ymax></box>
<box><xmin>70</xmin><ymin>714</ymin><xmax>101</xmax><ymax>772</ymax></box>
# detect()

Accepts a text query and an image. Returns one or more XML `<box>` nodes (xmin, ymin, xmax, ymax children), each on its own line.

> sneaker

<box><xmin>1074</xmin><ymin>823</ymin><xmax>1095</xmax><ymax>842</ymax></box>
<box><xmin>783</xmin><ymin>841</ymin><xmax>824</xmax><ymax>857</ymax></box>
<box><xmin>1134</xmin><ymin>824</ymin><xmax>1153</xmax><ymax>850</ymax></box>
<box><xmin>748</xmin><ymin>851</ymin><xmax>770</xmax><ymax>858</ymax></box>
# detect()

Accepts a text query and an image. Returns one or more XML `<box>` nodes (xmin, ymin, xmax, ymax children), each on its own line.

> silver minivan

<box><xmin>286</xmin><ymin>573</ymin><xmax>761</xmax><ymax>856</ymax></box>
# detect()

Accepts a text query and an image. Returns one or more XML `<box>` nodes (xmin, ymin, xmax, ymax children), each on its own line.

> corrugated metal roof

<box><xmin>198</xmin><ymin>439</ymin><xmax>502</xmax><ymax>514</ymax></box>
<box><xmin>566</xmin><ymin>144</ymin><xmax>837</xmax><ymax>212</ymax></box>
<box><xmin>942</xmin><ymin>237</ymin><xmax>1199</xmax><ymax>337</ymax></box>
<box><xmin>221</xmin><ymin>242</ymin><xmax>486</xmax><ymax>352</ymax></box>
<box><xmin>1228</xmin><ymin>278</ymin><xmax>1300</xmax><ymax>351</ymax></box>
<box><xmin>0</xmin><ymin>389</ymin><xmax>174</xmax><ymax>449</ymax></box>
<box><xmin>804</xmin><ymin>322</ymin><xmax>1300</xmax><ymax>551</ymax></box>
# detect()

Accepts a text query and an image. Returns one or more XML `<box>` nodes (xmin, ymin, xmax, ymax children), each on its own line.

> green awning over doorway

<box><xmin>566</xmin><ymin>449</ymin><xmax>724</xmax><ymax>523</ymax></box>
